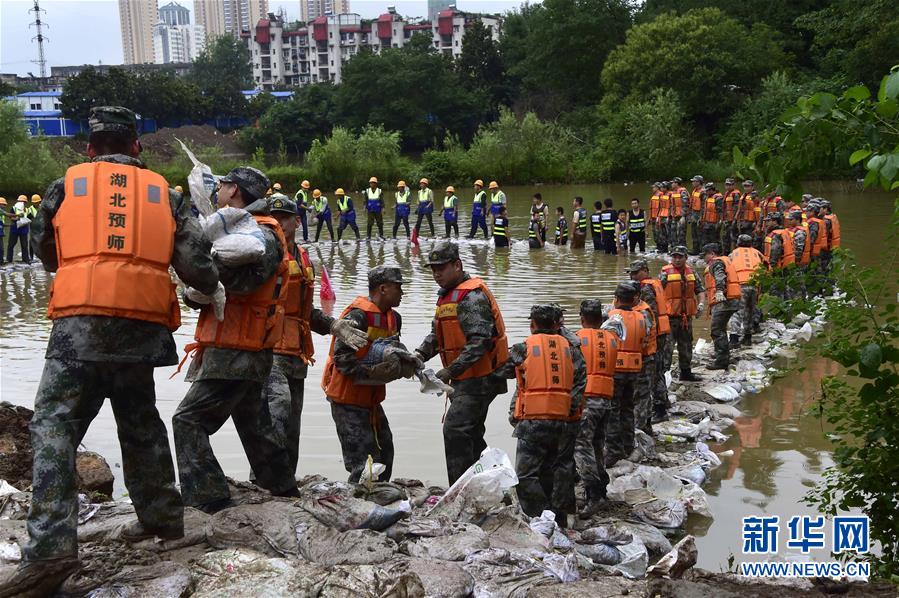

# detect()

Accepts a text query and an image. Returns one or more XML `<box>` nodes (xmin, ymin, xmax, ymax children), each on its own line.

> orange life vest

<box><xmin>724</xmin><ymin>190</ymin><xmax>740</xmax><ymax>221</ymax></box>
<box><xmin>434</xmin><ymin>277</ymin><xmax>509</xmax><ymax>380</ymax></box>
<box><xmin>321</xmin><ymin>296</ymin><xmax>398</xmax><ymax>409</ymax></box>
<box><xmin>690</xmin><ymin>188</ymin><xmax>703</xmax><ymax>213</ymax></box>
<box><xmin>824</xmin><ymin>214</ymin><xmax>840</xmax><ymax>248</ymax></box>
<box><xmin>49</xmin><ymin>162</ymin><xmax>180</xmax><ymax>330</ymax></box>
<box><xmin>808</xmin><ymin>217</ymin><xmax>827</xmax><ymax>256</ymax></box>
<box><xmin>576</xmin><ymin>328</ymin><xmax>618</xmax><ymax>399</ymax></box>
<box><xmin>657</xmin><ymin>192</ymin><xmax>671</xmax><ymax>218</ymax></box>
<box><xmin>649</xmin><ymin>191</ymin><xmax>660</xmax><ymax>219</ymax></box>
<box><xmin>193</xmin><ymin>215</ymin><xmax>289</xmax><ymax>351</ymax></box>
<box><xmin>633</xmin><ymin>300</ymin><xmax>657</xmax><ymax>356</ymax></box>
<box><xmin>661</xmin><ymin>264</ymin><xmax>699</xmax><ymax>317</ymax></box>
<box><xmin>740</xmin><ymin>193</ymin><xmax>757</xmax><ymax>222</ymax></box>
<box><xmin>730</xmin><ymin>247</ymin><xmax>765</xmax><ymax>284</ymax></box>
<box><xmin>704</xmin><ymin>256</ymin><xmax>741</xmax><ymax>304</ymax></box>
<box><xmin>789</xmin><ymin>225</ymin><xmax>812</xmax><ymax>266</ymax></box>
<box><xmin>608</xmin><ymin>308</ymin><xmax>647</xmax><ymax>372</ymax></box>
<box><xmin>764</xmin><ymin>229</ymin><xmax>795</xmax><ymax>268</ymax></box>
<box><xmin>274</xmin><ymin>246</ymin><xmax>316</xmax><ymax>362</ymax></box>
<box><xmin>514</xmin><ymin>334</ymin><xmax>576</xmax><ymax>421</ymax></box>
<box><xmin>638</xmin><ymin>278</ymin><xmax>670</xmax><ymax>335</ymax></box>
<box><xmin>703</xmin><ymin>194</ymin><xmax>720</xmax><ymax>224</ymax></box>
<box><xmin>671</xmin><ymin>187</ymin><xmax>685</xmax><ymax>217</ymax></box>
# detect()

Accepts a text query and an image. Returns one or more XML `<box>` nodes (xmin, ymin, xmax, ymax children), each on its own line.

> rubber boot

<box><xmin>652</xmin><ymin>403</ymin><xmax>669</xmax><ymax>423</ymax></box>
<box><xmin>741</xmin><ymin>335</ymin><xmax>752</xmax><ymax>347</ymax></box>
<box><xmin>680</xmin><ymin>369</ymin><xmax>701</xmax><ymax>382</ymax></box>
<box><xmin>728</xmin><ymin>333</ymin><xmax>740</xmax><ymax>349</ymax></box>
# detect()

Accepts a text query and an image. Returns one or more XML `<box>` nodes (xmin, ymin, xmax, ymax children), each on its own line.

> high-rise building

<box><xmin>119</xmin><ymin>0</ymin><xmax>158</xmax><ymax>65</ymax></box>
<box><xmin>195</xmin><ymin>0</ymin><xmax>269</xmax><ymax>41</ymax></box>
<box><xmin>300</xmin><ymin>0</ymin><xmax>351</xmax><ymax>22</ymax></box>
<box><xmin>159</xmin><ymin>1</ymin><xmax>190</xmax><ymax>26</ymax></box>
<box><xmin>154</xmin><ymin>22</ymin><xmax>206</xmax><ymax>63</ymax></box>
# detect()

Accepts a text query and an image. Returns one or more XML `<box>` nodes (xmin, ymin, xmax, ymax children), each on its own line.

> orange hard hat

<box><xmin>312</xmin><ymin>189</ymin><xmax>322</xmax><ymax>198</ymax></box>
<box><xmin>397</xmin><ymin>180</ymin><xmax>407</xmax><ymax>188</ymax></box>
<box><xmin>488</xmin><ymin>181</ymin><xmax>499</xmax><ymax>189</ymax></box>
<box><xmin>474</xmin><ymin>179</ymin><xmax>484</xmax><ymax>187</ymax></box>
<box><xmin>301</xmin><ymin>180</ymin><xmax>311</xmax><ymax>189</ymax></box>
<box><xmin>446</xmin><ymin>186</ymin><xmax>455</xmax><ymax>193</ymax></box>
<box><xmin>419</xmin><ymin>178</ymin><xmax>429</xmax><ymax>185</ymax></box>
<box><xmin>369</xmin><ymin>176</ymin><xmax>378</xmax><ymax>184</ymax></box>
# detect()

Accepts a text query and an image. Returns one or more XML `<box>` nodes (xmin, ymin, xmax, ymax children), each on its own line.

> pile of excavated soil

<box><xmin>0</xmin><ymin>403</ymin><xmax>32</xmax><ymax>489</ymax></box>
<box><xmin>139</xmin><ymin>125</ymin><xmax>245</xmax><ymax>160</ymax></box>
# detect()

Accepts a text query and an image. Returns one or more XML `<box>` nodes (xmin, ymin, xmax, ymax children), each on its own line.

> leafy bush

<box><xmin>305</xmin><ymin>125</ymin><xmax>407</xmax><ymax>190</ymax></box>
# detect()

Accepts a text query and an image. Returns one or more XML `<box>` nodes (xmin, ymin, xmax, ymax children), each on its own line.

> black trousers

<box><xmin>592</xmin><ymin>234</ymin><xmax>603</xmax><ymax>250</ymax></box>
<box><xmin>414</xmin><ymin>212</ymin><xmax>434</xmax><ymax>235</ymax></box>
<box><xmin>393</xmin><ymin>214</ymin><xmax>410</xmax><ymax>237</ymax></box>
<box><xmin>7</xmin><ymin>232</ymin><xmax>29</xmax><ymax>263</ymax></box>
<box><xmin>315</xmin><ymin>216</ymin><xmax>333</xmax><ymax>241</ymax></box>
<box><xmin>629</xmin><ymin>231</ymin><xmax>646</xmax><ymax>252</ymax></box>
<box><xmin>299</xmin><ymin>211</ymin><xmax>308</xmax><ymax>241</ymax></box>
<box><xmin>444</xmin><ymin>220</ymin><xmax>459</xmax><ymax>237</ymax></box>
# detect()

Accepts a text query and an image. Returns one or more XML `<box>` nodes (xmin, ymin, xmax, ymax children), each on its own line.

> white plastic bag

<box><xmin>204</xmin><ymin>207</ymin><xmax>267</xmax><ymax>266</ymax></box>
<box><xmin>427</xmin><ymin>448</ymin><xmax>518</xmax><ymax>522</ymax></box>
<box><xmin>177</xmin><ymin>138</ymin><xmax>218</xmax><ymax>217</ymax></box>
<box><xmin>538</xmin><ymin>552</ymin><xmax>579</xmax><ymax>582</ymax></box>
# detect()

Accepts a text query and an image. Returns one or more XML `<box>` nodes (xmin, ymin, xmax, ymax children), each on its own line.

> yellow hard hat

<box><xmin>273</xmin><ymin>182</ymin><xmax>282</xmax><ymax>191</ymax></box>
<box><xmin>474</xmin><ymin>179</ymin><xmax>484</xmax><ymax>187</ymax></box>
<box><xmin>369</xmin><ymin>176</ymin><xmax>378</xmax><ymax>184</ymax></box>
<box><xmin>488</xmin><ymin>181</ymin><xmax>499</xmax><ymax>189</ymax></box>
<box><xmin>312</xmin><ymin>189</ymin><xmax>322</xmax><ymax>198</ymax></box>
<box><xmin>335</xmin><ymin>188</ymin><xmax>345</xmax><ymax>196</ymax></box>
<box><xmin>17</xmin><ymin>195</ymin><xmax>27</xmax><ymax>202</ymax></box>
<box><xmin>301</xmin><ymin>180</ymin><xmax>311</xmax><ymax>189</ymax></box>
<box><xmin>446</xmin><ymin>186</ymin><xmax>455</xmax><ymax>193</ymax></box>
<box><xmin>397</xmin><ymin>180</ymin><xmax>407</xmax><ymax>188</ymax></box>
<box><xmin>419</xmin><ymin>178</ymin><xmax>429</xmax><ymax>185</ymax></box>
<box><xmin>0</xmin><ymin>197</ymin><xmax>7</xmax><ymax>206</ymax></box>
<box><xmin>174</xmin><ymin>185</ymin><xmax>183</xmax><ymax>193</ymax></box>
<box><xmin>31</xmin><ymin>194</ymin><xmax>41</xmax><ymax>203</ymax></box>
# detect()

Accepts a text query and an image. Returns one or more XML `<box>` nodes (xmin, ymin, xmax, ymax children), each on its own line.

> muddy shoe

<box><xmin>578</xmin><ymin>499</ymin><xmax>608</xmax><ymax>520</ymax></box>
<box><xmin>120</xmin><ymin>520</ymin><xmax>184</xmax><ymax>542</ymax></box>
<box><xmin>741</xmin><ymin>336</ymin><xmax>753</xmax><ymax>347</ymax></box>
<box><xmin>707</xmin><ymin>363</ymin><xmax>729</xmax><ymax>370</ymax></box>
<box><xmin>679</xmin><ymin>369</ymin><xmax>702</xmax><ymax>382</ymax></box>
<box><xmin>0</xmin><ymin>557</ymin><xmax>80</xmax><ymax>598</ymax></box>
<box><xmin>196</xmin><ymin>497</ymin><xmax>236</xmax><ymax>515</ymax></box>
<box><xmin>652</xmin><ymin>406</ymin><xmax>669</xmax><ymax>424</ymax></box>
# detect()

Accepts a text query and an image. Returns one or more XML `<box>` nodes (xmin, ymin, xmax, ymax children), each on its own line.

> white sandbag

<box><xmin>633</xmin><ymin>498</ymin><xmax>687</xmax><ymax>528</ymax></box>
<box><xmin>0</xmin><ymin>541</ymin><xmax>21</xmax><ymax>564</ymax></box>
<box><xmin>610</xmin><ymin>520</ymin><xmax>672</xmax><ymax>556</ymax></box>
<box><xmin>538</xmin><ymin>552</ymin><xmax>580</xmax><ymax>582</ymax></box>
<box><xmin>204</xmin><ymin>207</ymin><xmax>267</xmax><ymax>266</ymax></box>
<box><xmin>693</xmin><ymin>338</ymin><xmax>710</xmax><ymax>356</ymax></box>
<box><xmin>428</xmin><ymin>448</ymin><xmax>518</xmax><ymax>522</ymax></box>
<box><xmin>646</xmin><ymin>535</ymin><xmax>697</xmax><ymax>579</ymax></box>
<box><xmin>704</xmin><ymin>384</ymin><xmax>740</xmax><ymax>402</ymax></box>
<box><xmin>579</xmin><ymin>525</ymin><xmax>632</xmax><ymax>546</ymax></box>
<box><xmin>0</xmin><ymin>481</ymin><xmax>19</xmax><ymax>497</ymax></box>
<box><xmin>652</xmin><ymin>417</ymin><xmax>711</xmax><ymax>440</ymax></box>
<box><xmin>574</xmin><ymin>542</ymin><xmax>621</xmax><ymax>565</ymax></box>
<box><xmin>607</xmin><ymin>465</ymin><xmax>683</xmax><ymax>504</ymax></box>
<box><xmin>706</xmin><ymin>403</ymin><xmax>742</xmax><ymax>419</ymax></box>
<box><xmin>680</xmin><ymin>481</ymin><xmax>713</xmax><ymax>518</ymax></box>
<box><xmin>419</xmin><ymin>368</ymin><xmax>455</xmax><ymax>395</ymax></box>
<box><xmin>695</xmin><ymin>442</ymin><xmax>722</xmax><ymax>468</ymax></box>
<box><xmin>609</xmin><ymin>535</ymin><xmax>648</xmax><ymax>580</ymax></box>
<box><xmin>664</xmin><ymin>463</ymin><xmax>706</xmax><ymax>486</ymax></box>
<box><xmin>528</xmin><ymin>510</ymin><xmax>556</xmax><ymax>538</ymax></box>
<box><xmin>797</xmin><ymin>322</ymin><xmax>813</xmax><ymax>342</ymax></box>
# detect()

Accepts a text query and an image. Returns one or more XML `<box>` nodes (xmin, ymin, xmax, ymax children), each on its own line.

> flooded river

<box><xmin>1</xmin><ymin>180</ymin><xmax>894</xmax><ymax>570</ymax></box>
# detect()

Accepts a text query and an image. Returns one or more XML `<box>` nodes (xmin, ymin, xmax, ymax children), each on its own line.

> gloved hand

<box><xmin>714</xmin><ymin>290</ymin><xmax>726</xmax><ymax>303</ymax></box>
<box><xmin>436</xmin><ymin>368</ymin><xmax>452</xmax><ymax>384</ymax></box>
<box><xmin>398</xmin><ymin>352</ymin><xmax>425</xmax><ymax>373</ymax></box>
<box><xmin>365</xmin><ymin>361</ymin><xmax>401</xmax><ymax>383</ymax></box>
<box><xmin>331</xmin><ymin>319</ymin><xmax>368</xmax><ymax>350</ymax></box>
<box><xmin>184</xmin><ymin>282</ymin><xmax>227</xmax><ymax>322</ymax></box>
<box><xmin>399</xmin><ymin>359</ymin><xmax>418</xmax><ymax>379</ymax></box>
<box><xmin>697</xmin><ymin>302</ymin><xmax>705</xmax><ymax>314</ymax></box>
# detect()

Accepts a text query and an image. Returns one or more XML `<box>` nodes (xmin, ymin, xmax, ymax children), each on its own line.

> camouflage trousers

<box><xmin>514</xmin><ymin>420</ymin><xmax>577</xmax><ymax>520</ymax></box>
<box><xmin>25</xmin><ymin>359</ymin><xmax>182</xmax><ymax>561</ymax></box>
<box><xmin>710</xmin><ymin>303</ymin><xmax>738</xmax><ymax>368</ymax></box>
<box><xmin>653</xmin><ymin>335</ymin><xmax>672</xmax><ymax>415</ymax></box>
<box><xmin>669</xmin><ymin>315</ymin><xmax>694</xmax><ymax>372</ymax></box>
<box><xmin>721</xmin><ymin>223</ymin><xmax>735</xmax><ymax>254</ymax></box>
<box><xmin>605</xmin><ymin>372</ymin><xmax>638</xmax><ymax>465</ymax></box>
<box><xmin>689</xmin><ymin>218</ymin><xmax>702</xmax><ymax>254</ymax></box>
<box><xmin>574</xmin><ymin>398</ymin><xmax>613</xmax><ymax>500</ymax></box>
<box><xmin>670</xmin><ymin>217</ymin><xmax>686</xmax><ymax>248</ymax></box>
<box><xmin>635</xmin><ymin>356</ymin><xmax>655</xmax><ymax>434</ymax></box>
<box><xmin>263</xmin><ymin>357</ymin><xmax>305</xmax><ymax>477</ymax></box>
<box><xmin>330</xmin><ymin>401</ymin><xmax>394</xmax><ymax>483</ymax></box>
<box><xmin>701</xmin><ymin>223</ymin><xmax>720</xmax><ymax>247</ymax></box>
<box><xmin>655</xmin><ymin>219</ymin><xmax>669</xmax><ymax>252</ymax></box>
<box><xmin>173</xmin><ymin>378</ymin><xmax>297</xmax><ymax>507</ymax></box>
<box><xmin>738</xmin><ymin>286</ymin><xmax>759</xmax><ymax>340</ymax></box>
<box><xmin>443</xmin><ymin>392</ymin><xmax>496</xmax><ymax>485</ymax></box>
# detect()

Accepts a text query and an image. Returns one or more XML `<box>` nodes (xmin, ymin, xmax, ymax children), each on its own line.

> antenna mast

<box><xmin>29</xmin><ymin>0</ymin><xmax>49</xmax><ymax>78</ymax></box>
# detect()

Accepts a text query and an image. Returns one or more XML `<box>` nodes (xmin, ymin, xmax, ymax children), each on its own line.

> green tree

<box><xmin>0</xmin><ymin>80</ymin><xmax>15</xmax><ymax>97</ymax></box>
<box><xmin>0</xmin><ymin>102</ymin><xmax>79</xmax><ymax>196</ymax></box>
<box><xmin>305</xmin><ymin>125</ymin><xmax>406</xmax><ymax>189</ymax></box>
<box><xmin>246</xmin><ymin>91</ymin><xmax>277</xmax><ymax>119</ymax></box>
<box><xmin>191</xmin><ymin>36</ymin><xmax>252</xmax><ymax>117</ymax></box>
<box><xmin>456</xmin><ymin>20</ymin><xmax>509</xmax><ymax>112</ymax></box>
<box><xmin>734</xmin><ymin>70</ymin><xmax>899</xmax><ymax>577</ymax></box>
<box><xmin>796</xmin><ymin>0</ymin><xmax>899</xmax><ymax>90</ymax></box>
<box><xmin>59</xmin><ymin>66</ymin><xmax>136</xmax><ymax>120</ymax></box>
<box><xmin>131</xmin><ymin>70</ymin><xmax>203</xmax><ymax>123</ymax></box>
<box><xmin>335</xmin><ymin>36</ymin><xmax>482</xmax><ymax>149</ymax></box>
<box><xmin>239</xmin><ymin>84</ymin><xmax>337</xmax><ymax>154</ymax></box>
<box><xmin>601</xmin><ymin>8</ymin><xmax>788</xmax><ymax>132</ymax></box>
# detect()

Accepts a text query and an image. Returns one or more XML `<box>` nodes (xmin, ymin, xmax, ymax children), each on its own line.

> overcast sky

<box><xmin>1</xmin><ymin>0</ymin><xmax>528</xmax><ymax>76</ymax></box>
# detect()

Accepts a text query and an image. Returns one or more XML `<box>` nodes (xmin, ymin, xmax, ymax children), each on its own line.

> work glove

<box><xmin>436</xmin><ymin>368</ymin><xmax>452</xmax><ymax>384</ymax></box>
<box><xmin>398</xmin><ymin>352</ymin><xmax>425</xmax><ymax>373</ymax></box>
<box><xmin>184</xmin><ymin>282</ymin><xmax>227</xmax><ymax>322</ymax></box>
<box><xmin>399</xmin><ymin>359</ymin><xmax>418</xmax><ymax>379</ymax></box>
<box><xmin>365</xmin><ymin>361</ymin><xmax>401</xmax><ymax>383</ymax></box>
<box><xmin>331</xmin><ymin>319</ymin><xmax>368</xmax><ymax>350</ymax></box>
<box><xmin>714</xmin><ymin>290</ymin><xmax>726</xmax><ymax>303</ymax></box>
<box><xmin>696</xmin><ymin>302</ymin><xmax>705</xmax><ymax>314</ymax></box>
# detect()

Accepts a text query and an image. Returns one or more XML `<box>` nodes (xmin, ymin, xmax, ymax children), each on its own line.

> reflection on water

<box><xmin>0</xmin><ymin>181</ymin><xmax>893</xmax><ymax>571</ymax></box>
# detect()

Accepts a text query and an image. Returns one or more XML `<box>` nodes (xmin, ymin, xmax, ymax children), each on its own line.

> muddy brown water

<box><xmin>1</xmin><ymin>181</ymin><xmax>894</xmax><ymax>570</ymax></box>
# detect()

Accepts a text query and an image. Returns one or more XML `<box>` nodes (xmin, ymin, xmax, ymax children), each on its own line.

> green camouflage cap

<box><xmin>702</xmin><ymin>242</ymin><xmax>721</xmax><ymax>254</ymax></box>
<box><xmin>368</xmin><ymin>265</ymin><xmax>405</xmax><ymax>286</ymax></box>
<box><xmin>671</xmin><ymin>245</ymin><xmax>689</xmax><ymax>256</ymax></box>
<box><xmin>269</xmin><ymin>196</ymin><xmax>298</xmax><ymax>214</ymax></box>
<box><xmin>220</xmin><ymin>166</ymin><xmax>271</xmax><ymax>201</ymax></box>
<box><xmin>580</xmin><ymin>299</ymin><xmax>604</xmax><ymax>317</ymax></box>
<box><xmin>614</xmin><ymin>281</ymin><xmax>640</xmax><ymax>299</ymax></box>
<box><xmin>425</xmin><ymin>241</ymin><xmax>460</xmax><ymax>266</ymax></box>
<box><xmin>627</xmin><ymin>259</ymin><xmax>649</xmax><ymax>273</ymax></box>
<box><xmin>529</xmin><ymin>303</ymin><xmax>562</xmax><ymax>323</ymax></box>
<box><xmin>785</xmin><ymin>210</ymin><xmax>802</xmax><ymax>221</ymax></box>
<box><xmin>765</xmin><ymin>211</ymin><xmax>783</xmax><ymax>222</ymax></box>
<box><xmin>737</xmin><ymin>234</ymin><xmax>753</xmax><ymax>246</ymax></box>
<box><xmin>725</xmin><ymin>177</ymin><xmax>735</xmax><ymax>185</ymax></box>
<box><xmin>89</xmin><ymin>106</ymin><xmax>138</xmax><ymax>137</ymax></box>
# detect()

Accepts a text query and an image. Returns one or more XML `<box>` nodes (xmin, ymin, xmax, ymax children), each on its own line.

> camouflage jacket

<box><xmin>708</xmin><ymin>259</ymin><xmax>740</xmax><ymax>309</ymax></box>
<box><xmin>416</xmin><ymin>273</ymin><xmax>508</xmax><ymax>396</ymax></box>
<box><xmin>791</xmin><ymin>227</ymin><xmax>808</xmax><ymax>261</ymax></box>
<box><xmin>33</xmin><ymin>154</ymin><xmax>218</xmax><ymax>366</ymax></box>
<box><xmin>332</xmin><ymin>307</ymin><xmax>403</xmax><ymax>378</ymax></box>
<box><xmin>186</xmin><ymin>198</ymin><xmax>285</xmax><ymax>382</ymax></box>
<box><xmin>768</xmin><ymin>230</ymin><xmax>785</xmax><ymax>267</ymax></box>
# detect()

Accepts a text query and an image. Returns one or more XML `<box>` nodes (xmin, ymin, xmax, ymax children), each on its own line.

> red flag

<box><xmin>411</xmin><ymin>226</ymin><xmax>419</xmax><ymax>246</ymax></box>
<box><xmin>320</xmin><ymin>264</ymin><xmax>336</xmax><ymax>301</ymax></box>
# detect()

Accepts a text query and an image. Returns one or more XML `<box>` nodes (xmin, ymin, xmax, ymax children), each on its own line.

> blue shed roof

<box><xmin>17</xmin><ymin>91</ymin><xmax>62</xmax><ymax>97</ymax></box>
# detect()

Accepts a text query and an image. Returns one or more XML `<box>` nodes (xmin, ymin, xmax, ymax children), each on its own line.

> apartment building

<box><xmin>119</xmin><ymin>0</ymin><xmax>158</xmax><ymax>65</ymax></box>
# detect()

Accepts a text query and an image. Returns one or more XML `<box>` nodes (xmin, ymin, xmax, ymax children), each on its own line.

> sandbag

<box><xmin>579</xmin><ymin>525</ymin><xmax>633</xmax><ymax>546</ymax></box>
<box><xmin>296</xmin><ymin>521</ymin><xmax>398</xmax><ymax>565</ymax></box>
<box><xmin>400</xmin><ymin>522</ymin><xmax>489</xmax><ymax>561</ymax></box>
<box><xmin>665</xmin><ymin>463</ymin><xmax>707</xmax><ymax>486</ymax></box>
<box><xmin>190</xmin><ymin>548</ymin><xmax>325</xmax><ymax>597</ymax></box>
<box><xmin>477</xmin><ymin>506</ymin><xmax>550</xmax><ymax>555</ymax></box>
<box><xmin>86</xmin><ymin>561</ymin><xmax>191</xmax><ymax>598</ymax></box>
<box><xmin>537</xmin><ymin>552</ymin><xmax>580</xmax><ymax>582</ymax></box>
<box><xmin>206</xmin><ymin>502</ymin><xmax>305</xmax><ymax>557</ymax></box>
<box><xmin>647</xmin><ymin>534</ymin><xmax>698</xmax><ymax>579</ymax></box>
<box><xmin>608</xmin><ymin>535</ymin><xmax>648</xmax><ymax>580</ymax></box>
<box><xmin>299</xmin><ymin>494</ymin><xmax>407</xmax><ymax>531</ymax></box>
<box><xmin>463</xmin><ymin>548</ymin><xmax>558</xmax><ymax>598</ymax></box>
<box><xmin>607</xmin><ymin>465</ymin><xmax>683</xmax><ymax>505</ymax></box>
<box><xmin>204</xmin><ymin>207</ymin><xmax>266</xmax><ymax>266</ymax></box>
<box><xmin>574</xmin><ymin>542</ymin><xmax>621</xmax><ymax>565</ymax></box>
<box><xmin>428</xmin><ymin>448</ymin><xmax>518</xmax><ymax>523</ymax></box>
<box><xmin>398</xmin><ymin>558</ymin><xmax>475</xmax><ymax>598</ymax></box>
<box><xmin>633</xmin><ymin>498</ymin><xmax>687</xmax><ymax>529</ymax></box>
<box><xmin>608</xmin><ymin>520</ymin><xmax>672</xmax><ymax>556</ymax></box>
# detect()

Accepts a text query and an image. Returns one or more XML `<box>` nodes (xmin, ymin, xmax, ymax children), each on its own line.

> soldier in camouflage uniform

<box><xmin>415</xmin><ymin>241</ymin><xmax>509</xmax><ymax>485</ymax></box>
<box><xmin>688</xmin><ymin>176</ymin><xmax>705</xmax><ymax>255</ymax></box>
<box><xmin>263</xmin><ymin>197</ymin><xmax>367</xmax><ymax>478</ymax></box>
<box><xmin>498</xmin><ymin>305</ymin><xmax>586</xmax><ymax>523</ymax></box>
<box><xmin>660</xmin><ymin>247</ymin><xmax>705</xmax><ymax>383</ymax></box>
<box><xmin>324</xmin><ymin>266</ymin><xmax>417</xmax><ymax>482</ymax></box>
<box><xmin>703</xmin><ymin>243</ymin><xmax>740</xmax><ymax>370</ymax></box>
<box><xmin>700</xmin><ymin>182</ymin><xmax>724</xmax><ymax>247</ymax></box>
<box><xmin>785</xmin><ymin>211</ymin><xmax>809</xmax><ymax>300</ymax></box>
<box><xmin>763</xmin><ymin>212</ymin><xmax>792</xmax><ymax>300</ymax></box>
<box><xmin>0</xmin><ymin>107</ymin><xmax>220</xmax><ymax>597</ymax></box>
<box><xmin>173</xmin><ymin>167</ymin><xmax>301</xmax><ymax>514</ymax></box>
<box><xmin>670</xmin><ymin>177</ymin><xmax>689</xmax><ymax>248</ymax></box>
<box><xmin>654</xmin><ymin>181</ymin><xmax>671</xmax><ymax>253</ymax></box>
<box><xmin>629</xmin><ymin>259</ymin><xmax>671</xmax><ymax>429</ymax></box>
